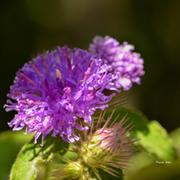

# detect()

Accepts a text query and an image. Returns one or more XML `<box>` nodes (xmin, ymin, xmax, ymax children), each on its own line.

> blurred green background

<box><xmin>1</xmin><ymin>0</ymin><xmax>180</xmax><ymax>134</ymax></box>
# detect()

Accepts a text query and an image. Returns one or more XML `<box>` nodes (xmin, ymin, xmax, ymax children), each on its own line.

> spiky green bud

<box><xmin>77</xmin><ymin>111</ymin><xmax>135</xmax><ymax>179</ymax></box>
<box><xmin>50</xmin><ymin>111</ymin><xmax>135</xmax><ymax>180</ymax></box>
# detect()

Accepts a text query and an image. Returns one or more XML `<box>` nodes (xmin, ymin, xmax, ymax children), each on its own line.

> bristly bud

<box><xmin>77</xmin><ymin>110</ymin><xmax>136</xmax><ymax>179</ymax></box>
<box><xmin>50</xmin><ymin>158</ymin><xmax>83</xmax><ymax>180</ymax></box>
<box><xmin>50</xmin><ymin>158</ymin><xmax>94</xmax><ymax>180</ymax></box>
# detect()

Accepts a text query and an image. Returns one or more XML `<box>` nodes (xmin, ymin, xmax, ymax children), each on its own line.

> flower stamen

<box><xmin>55</xmin><ymin>68</ymin><xmax>62</xmax><ymax>79</ymax></box>
<box><xmin>31</xmin><ymin>63</ymin><xmax>42</xmax><ymax>78</ymax></box>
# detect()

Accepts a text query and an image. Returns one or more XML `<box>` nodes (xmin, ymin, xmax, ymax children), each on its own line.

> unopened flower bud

<box><xmin>78</xmin><ymin>111</ymin><xmax>135</xmax><ymax>179</ymax></box>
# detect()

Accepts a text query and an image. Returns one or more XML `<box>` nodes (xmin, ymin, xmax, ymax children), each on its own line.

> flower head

<box><xmin>4</xmin><ymin>46</ymin><xmax>119</xmax><ymax>145</ymax></box>
<box><xmin>89</xmin><ymin>36</ymin><xmax>145</xmax><ymax>90</ymax></box>
<box><xmin>78</xmin><ymin>110</ymin><xmax>135</xmax><ymax>179</ymax></box>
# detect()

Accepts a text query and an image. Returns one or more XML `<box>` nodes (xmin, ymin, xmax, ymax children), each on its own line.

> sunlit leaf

<box><xmin>170</xmin><ymin>127</ymin><xmax>180</xmax><ymax>157</ymax></box>
<box><xmin>0</xmin><ymin>130</ymin><xmax>33</xmax><ymax>180</ymax></box>
<box><xmin>104</xmin><ymin>108</ymin><xmax>177</xmax><ymax>161</ymax></box>
<box><xmin>135</xmin><ymin>121</ymin><xmax>178</xmax><ymax>161</ymax></box>
<box><xmin>9</xmin><ymin>134</ymin><xmax>69</xmax><ymax>180</ymax></box>
<box><xmin>128</xmin><ymin>159</ymin><xmax>180</xmax><ymax>180</ymax></box>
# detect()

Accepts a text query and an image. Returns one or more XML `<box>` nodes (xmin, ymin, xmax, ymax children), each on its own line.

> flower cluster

<box><xmin>4</xmin><ymin>36</ymin><xmax>144</xmax><ymax>146</ymax></box>
<box><xmin>4</xmin><ymin>46</ymin><xmax>119</xmax><ymax>145</ymax></box>
<box><xmin>89</xmin><ymin>36</ymin><xmax>145</xmax><ymax>90</ymax></box>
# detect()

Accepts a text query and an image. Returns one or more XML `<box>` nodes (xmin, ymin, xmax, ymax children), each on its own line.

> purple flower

<box><xmin>4</xmin><ymin>46</ymin><xmax>118</xmax><ymax>145</ymax></box>
<box><xmin>89</xmin><ymin>36</ymin><xmax>145</xmax><ymax>90</ymax></box>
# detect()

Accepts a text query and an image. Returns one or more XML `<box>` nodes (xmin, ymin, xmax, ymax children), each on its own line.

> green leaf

<box><xmin>126</xmin><ymin>127</ymin><xmax>180</xmax><ymax>180</ymax></box>
<box><xmin>104</xmin><ymin>108</ymin><xmax>177</xmax><ymax>161</ymax></box>
<box><xmin>128</xmin><ymin>158</ymin><xmax>180</xmax><ymax>180</ymax></box>
<box><xmin>135</xmin><ymin>120</ymin><xmax>178</xmax><ymax>161</ymax></box>
<box><xmin>0</xmin><ymin>130</ymin><xmax>33</xmax><ymax>180</ymax></box>
<box><xmin>9</xmin><ymin>134</ymin><xmax>69</xmax><ymax>180</ymax></box>
<box><xmin>170</xmin><ymin>127</ymin><xmax>180</xmax><ymax>157</ymax></box>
